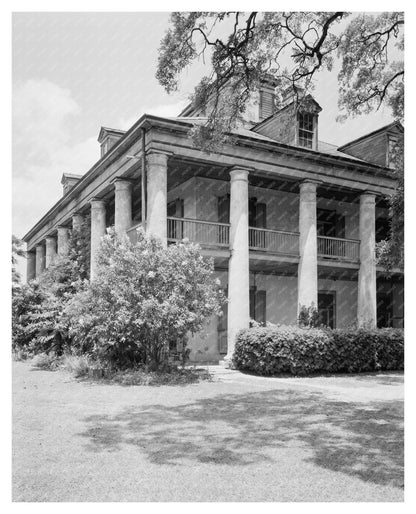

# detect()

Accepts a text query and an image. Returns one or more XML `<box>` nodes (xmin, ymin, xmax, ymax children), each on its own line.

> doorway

<box><xmin>318</xmin><ymin>291</ymin><xmax>336</xmax><ymax>328</ymax></box>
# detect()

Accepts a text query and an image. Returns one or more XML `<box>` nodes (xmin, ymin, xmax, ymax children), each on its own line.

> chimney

<box><xmin>281</xmin><ymin>85</ymin><xmax>304</xmax><ymax>107</ymax></box>
<box><xmin>98</xmin><ymin>127</ymin><xmax>125</xmax><ymax>157</ymax></box>
<box><xmin>61</xmin><ymin>173</ymin><xmax>82</xmax><ymax>196</ymax></box>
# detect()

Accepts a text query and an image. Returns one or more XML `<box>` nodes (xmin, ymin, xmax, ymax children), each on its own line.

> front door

<box><xmin>318</xmin><ymin>291</ymin><xmax>336</xmax><ymax>328</ymax></box>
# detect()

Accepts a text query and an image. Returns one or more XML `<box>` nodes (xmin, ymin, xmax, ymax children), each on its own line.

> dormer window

<box><xmin>298</xmin><ymin>112</ymin><xmax>315</xmax><ymax>149</ymax></box>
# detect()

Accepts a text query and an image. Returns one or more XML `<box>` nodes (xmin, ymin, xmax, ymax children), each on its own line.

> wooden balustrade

<box><xmin>130</xmin><ymin>217</ymin><xmax>360</xmax><ymax>263</ymax></box>
<box><xmin>248</xmin><ymin>227</ymin><xmax>299</xmax><ymax>255</ymax></box>
<box><xmin>167</xmin><ymin>217</ymin><xmax>230</xmax><ymax>247</ymax></box>
<box><xmin>317</xmin><ymin>235</ymin><xmax>360</xmax><ymax>262</ymax></box>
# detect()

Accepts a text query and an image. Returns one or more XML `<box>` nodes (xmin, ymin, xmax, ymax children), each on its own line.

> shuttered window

<box><xmin>259</xmin><ymin>90</ymin><xmax>275</xmax><ymax>120</ymax></box>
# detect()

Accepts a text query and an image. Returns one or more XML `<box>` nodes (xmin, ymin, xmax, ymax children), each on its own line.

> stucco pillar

<box><xmin>57</xmin><ymin>226</ymin><xmax>70</xmax><ymax>257</ymax></box>
<box><xmin>45</xmin><ymin>236</ymin><xmax>57</xmax><ymax>268</ymax></box>
<box><xmin>298</xmin><ymin>180</ymin><xmax>318</xmax><ymax>312</ymax></box>
<box><xmin>72</xmin><ymin>212</ymin><xmax>83</xmax><ymax>233</ymax></box>
<box><xmin>226</xmin><ymin>167</ymin><xmax>250</xmax><ymax>362</ymax></box>
<box><xmin>35</xmin><ymin>244</ymin><xmax>45</xmax><ymax>277</ymax></box>
<box><xmin>90</xmin><ymin>199</ymin><xmax>107</xmax><ymax>280</ymax></box>
<box><xmin>114</xmin><ymin>179</ymin><xmax>133</xmax><ymax>235</ymax></box>
<box><xmin>26</xmin><ymin>251</ymin><xmax>36</xmax><ymax>282</ymax></box>
<box><xmin>357</xmin><ymin>192</ymin><xmax>377</xmax><ymax>327</ymax></box>
<box><xmin>147</xmin><ymin>151</ymin><xmax>168</xmax><ymax>244</ymax></box>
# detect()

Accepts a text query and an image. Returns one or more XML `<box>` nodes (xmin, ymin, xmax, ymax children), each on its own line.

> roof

<box><xmin>23</xmin><ymin>112</ymin><xmax>396</xmax><ymax>244</ymax></box>
<box><xmin>97</xmin><ymin>126</ymin><xmax>126</xmax><ymax>143</ymax></box>
<box><xmin>170</xmin><ymin>116</ymin><xmax>366</xmax><ymax>162</ymax></box>
<box><xmin>338</xmin><ymin>121</ymin><xmax>404</xmax><ymax>151</ymax></box>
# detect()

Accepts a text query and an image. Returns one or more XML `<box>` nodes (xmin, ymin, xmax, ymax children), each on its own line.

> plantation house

<box><xmin>23</xmin><ymin>81</ymin><xmax>404</xmax><ymax>363</ymax></box>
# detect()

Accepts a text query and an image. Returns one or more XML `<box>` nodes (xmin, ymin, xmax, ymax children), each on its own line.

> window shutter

<box><xmin>260</xmin><ymin>90</ymin><xmax>275</xmax><ymax>120</ymax></box>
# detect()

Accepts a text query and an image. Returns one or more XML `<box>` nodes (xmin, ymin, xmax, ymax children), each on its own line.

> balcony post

<box><xmin>357</xmin><ymin>192</ymin><xmax>377</xmax><ymax>327</ymax></box>
<box><xmin>35</xmin><ymin>243</ymin><xmax>45</xmax><ymax>277</ymax></box>
<box><xmin>90</xmin><ymin>199</ymin><xmax>107</xmax><ymax>280</ymax></box>
<box><xmin>146</xmin><ymin>151</ymin><xmax>168</xmax><ymax>245</ymax></box>
<box><xmin>113</xmin><ymin>178</ymin><xmax>133</xmax><ymax>236</ymax></box>
<box><xmin>297</xmin><ymin>180</ymin><xmax>319</xmax><ymax>313</ymax></box>
<box><xmin>226</xmin><ymin>167</ymin><xmax>251</xmax><ymax>363</ymax></box>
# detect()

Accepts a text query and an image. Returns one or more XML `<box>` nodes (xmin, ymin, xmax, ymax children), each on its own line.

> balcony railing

<box><xmin>167</xmin><ymin>217</ymin><xmax>230</xmax><ymax>247</ymax></box>
<box><xmin>126</xmin><ymin>223</ymin><xmax>142</xmax><ymax>244</ymax></box>
<box><xmin>130</xmin><ymin>217</ymin><xmax>360</xmax><ymax>263</ymax></box>
<box><xmin>317</xmin><ymin>235</ymin><xmax>360</xmax><ymax>262</ymax></box>
<box><xmin>249</xmin><ymin>227</ymin><xmax>299</xmax><ymax>256</ymax></box>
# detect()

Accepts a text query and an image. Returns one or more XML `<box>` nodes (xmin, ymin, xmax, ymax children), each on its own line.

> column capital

<box><xmin>299</xmin><ymin>178</ymin><xmax>322</xmax><ymax>190</ymax></box>
<box><xmin>90</xmin><ymin>198</ymin><xmax>106</xmax><ymax>209</ymax></box>
<box><xmin>229</xmin><ymin>167</ymin><xmax>251</xmax><ymax>181</ymax></box>
<box><xmin>57</xmin><ymin>225</ymin><xmax>69</xmax><ymax>231</ymax></box>
<box><xmin>111</xmin><ymin>177</ymin><xmax>133</xmax><ymax>191</ymax></box>
<box><xmin>35</xmin><ymin>243</ymin><xmax>44</xmax><ymax>250</ymax></box>
<box><xmin>360</xmin><ymin>190</ymin><xmax>378</xmax><ymax>199</ymax></box>
<box><xmin>45</xmin><ymin>235</ymin><xmax>56</xmax><ymax>243</ymax></box>
<box><xmin>146</xmin><ymin>150</ymin><xmax>171</xmax><ymax>166</ymax></box>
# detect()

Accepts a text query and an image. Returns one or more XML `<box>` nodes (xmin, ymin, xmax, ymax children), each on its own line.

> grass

<box><xmin>12</xmin><ymin>360</ymin><xmax>404</xmax><ymax>501</ymax></box>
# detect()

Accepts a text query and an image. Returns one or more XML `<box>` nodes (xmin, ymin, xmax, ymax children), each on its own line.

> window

<box><xmin>317</xmin><ymin>209</ymin><xmax>345</xmax><ymax>238</ymax></box>
<box><xmin>250</xmin><ymin>289</ymin><xmax>266</xmax><ymax>324</ymax></box>
<box><xmin>298</xmin><ymin>112</ymin><xmax>315</xmax><ymax>148</ymax></box>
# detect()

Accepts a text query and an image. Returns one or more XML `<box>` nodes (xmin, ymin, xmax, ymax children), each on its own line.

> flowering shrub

<box><xmin>12</xmin><ymin>225</ymin><xmax>90</xmax><ymax>355</ymax></box>
<box><xmin>233</xmin><ymin>325</ymin><xmax>404</xmax><ymax>375</ymax></box>
<box><xmin>65</xmin><ymin>229</ymin><xmax>225</xmax><ymax>369</ymax></box>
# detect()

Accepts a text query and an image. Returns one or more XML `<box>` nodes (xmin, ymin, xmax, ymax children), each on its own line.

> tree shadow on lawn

<box><xmin>79</xmin><ymin>388</ymin><xmax>403</xmax><ymax>488</ymax></box>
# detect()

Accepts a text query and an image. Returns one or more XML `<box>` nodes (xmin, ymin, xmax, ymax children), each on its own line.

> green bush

<box><xmin>65</xmin><ymin>228</ymin><xmax>225</xmax><ymax>370</ymax></box>
<box><xmin>233</xmin><ymin>325</ymin><xmax>404</xmax><ymax>375</ymax></box>
<box><xmin>12</xmin><ymin>224</ymin><xmax>90</xmax><ymax>356</ymax></box>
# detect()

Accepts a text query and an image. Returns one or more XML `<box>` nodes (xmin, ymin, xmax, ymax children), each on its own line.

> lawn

<box><xmin>12</xmin><ymin>361</ymin><xmax>404</xmax><ymax>502</ymax></box>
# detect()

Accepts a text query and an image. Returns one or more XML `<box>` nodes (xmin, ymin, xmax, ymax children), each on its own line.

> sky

<box><xmin>12</xmin><ymin>11</ymin><xmax>397</xmax><ymax>241</ymax></box>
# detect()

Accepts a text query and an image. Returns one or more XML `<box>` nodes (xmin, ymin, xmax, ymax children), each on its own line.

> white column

<box><xmin>90</xmin><ymin>199</ymin><xmax>107</xmax><ymax>280</ymax></box>
<box><xmin>298</xmin><ymin>180</ymin><xmax>318</xmax><ymax>312</ymax></box>
<box><xmin>226</xmin><ymin>167</ymin><xmax>250</xmax><ymax>362</ymax></box>
<box><xmin>35</xmin><ymin>244</ymin><xmax>45</xmax><ymax>277</ymax></box>
<box><xmin>358</xmin><ymin>192</ymin><xmax>377</xmax><ymax>327</ymax></box>
<box><xmin>72</xmin><ymin>212</ymin><xmax>83</xmax><ymax>233</ymax></box>
<box><xmin>45</xmin><ymin>236</ymin><xmax>57</xmax><ymax>268</ymax></box>
<box><xmin>26</xmin><ymin>251</ymin><xmax>36</xmax><ymax>282</ymax></box>
<box><xmin>114</xmin><ymin>179</ymin><xmax>133</xmax><ymax>235</ymax></box>
<box><xmin>147</xmin><ymin>151</ymin><xmax>168</xmax><ymax>244</ymax></box>
<box><xmin>57</xmin><ymin>226</ymin><xmax>70</xmax><ymax>257</ymax></box>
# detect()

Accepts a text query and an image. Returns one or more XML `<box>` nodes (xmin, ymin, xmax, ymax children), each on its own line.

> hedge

<box><xmin>233</xmin><ymin>325</ymin><xmax>404</xmax><ymax>375</ymax></box>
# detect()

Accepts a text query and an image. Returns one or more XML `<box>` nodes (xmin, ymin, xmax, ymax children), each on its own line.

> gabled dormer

<box><xmin>251</xmin><ymin>87</ymin><xmax>322</xmax><ymax>150</ymax></box>
<box><xmin>61</xmin><ymin>173</ymin><xmax>82</xmax><ymax>196</ymax></box>
<box><xmin>98</xmin><ymin>127</ymin><xmax>125</xmax><ymax>157</ymax></box>
<box><xmin>338</xmin><ymin>121</ymin><xmax>404</xmax><ymax>169</ymax></box>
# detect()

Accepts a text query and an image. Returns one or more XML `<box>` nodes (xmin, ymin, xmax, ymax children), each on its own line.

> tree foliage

<box><xmin>65</xmin><ymin>229</ymin><xmax>225</xmax><ymax>370</ymax></box>
<box><xmin>12</xmin><ymin>235</ymin><xmax>25</xmax><ymax>284</ymax></box>
<box><xmin>157</xmin><ymin>11</ymin><xmax>404</xmax><ymax>270</ymax></box>
<box><xmin>12</xmin><ymin>224</ymin><xmax>90</xmax><ymax>355</ymax></box>
<box><xmin>157</xmin><ymin>12</ymin><xmax>403</xmax><ymax>149</ymax></box>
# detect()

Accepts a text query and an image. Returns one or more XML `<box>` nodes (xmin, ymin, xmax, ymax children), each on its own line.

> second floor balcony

<box><xmin>162</xmin><ymin>217</ymin><xmax>361</xmax><ymax>263</ymax></box>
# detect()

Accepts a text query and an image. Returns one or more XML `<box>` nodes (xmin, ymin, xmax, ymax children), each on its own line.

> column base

<box><xmin>219</xmin><ymin>356</ymin><xmax>236</xmax><ymax>369</ymax></box>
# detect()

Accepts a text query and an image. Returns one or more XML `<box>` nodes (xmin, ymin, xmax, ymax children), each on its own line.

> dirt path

<box><xmin>13</xmin><ymin>361</ymin><xmax>404</xmax><ymax>502</ymax></box>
